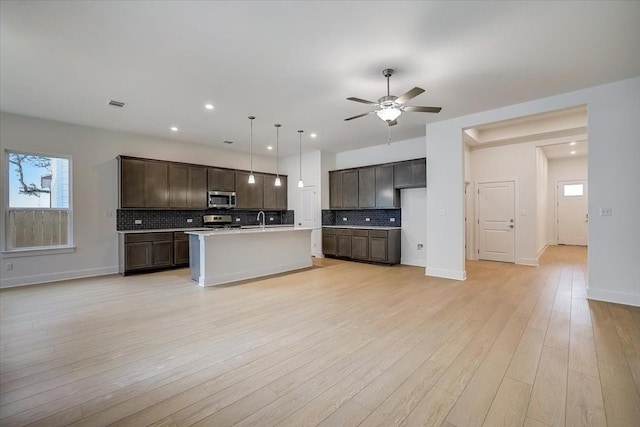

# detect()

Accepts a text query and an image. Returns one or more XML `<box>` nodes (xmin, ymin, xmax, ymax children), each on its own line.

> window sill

<box><xmin>2</xmin><ymin>246</ymin><xmax>76</xmax><ymax>258</ymax></box>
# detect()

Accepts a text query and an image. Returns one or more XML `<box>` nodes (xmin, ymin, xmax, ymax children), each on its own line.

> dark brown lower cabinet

<box><xmin>119</xmin><ymin>231</ymin><xmax>191</xmax><ymax>275</ymax></box>
<box><xmin>321</xmin><ymin>228</ymin><xmax>336</xmax><ymax>255</ymax></box>
<box><xmin>322</xmin><ymin>227</ymin><xmax>400</xmax><ymax>264</ymax></box>
<box><xmin>352</xmin><ymin>229</ymin><xmax>369</xmax><ymax>260</ymax></box>
<box><xmin>336</xmin><ymin>228</ymin><xmax>352</xmax><ymax>258</ymax></box>
<box><xmin>173</xmin><ymin>232</ymin><xmax>190</xmax><ymax>266</ymax></box>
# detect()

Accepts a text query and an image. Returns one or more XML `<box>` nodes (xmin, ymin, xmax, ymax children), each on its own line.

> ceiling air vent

<box><xmin>223</xmin><ymin>140</ymin><xmax>234</xmax><ymax>144</ymax></box>
<box><xmin>108</xmin><ymin>100</ymin><xmax>126</xmax><ymax>108</ymax></box>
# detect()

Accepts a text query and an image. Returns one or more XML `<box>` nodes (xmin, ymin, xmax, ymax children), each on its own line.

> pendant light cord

<box><xmin>298</xmin><ymin>129</ymin><xmax>304</xmax><ymax>186</ymax></box>
<box><xmin>249</xmin><ymin>116</ymin><xmax>255</xmax><ymax>174</ymax></box>
<box><xmin>275</xmin><ymin>124</ymin><xmax>280</xmax><ymax>178</ymax></box>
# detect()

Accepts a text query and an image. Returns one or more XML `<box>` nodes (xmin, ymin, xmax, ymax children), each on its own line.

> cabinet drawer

<box><xmin>174</xmin><ymin>231</ymin><xmax>189</xmax><ymax>240</ymax></box>
<box><xmin>336</xmin><ymin>228</ymin><xmax>352</xmax><ymax>236</ymax></box>
<box><xmin>369</xmin><ymin>230</ymin><xmax>388</xmax><ymax>238</ymax></box>
<box><xmin>125</xmin><ymin>232</ymin><xmax>174</xmax><ymax>243</ymax></box>
<box><xmin>352</xmin><ymin>229</ymin><xmax>369</xmax><ymax>237</ymax></box>
<box><xmin>322</xmin><ymin>227</ymin><xmax>336</xmax><ymax>235</ymax></box>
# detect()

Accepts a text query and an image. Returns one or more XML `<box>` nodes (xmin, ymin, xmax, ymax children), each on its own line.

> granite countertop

<box><xmin>322</xmin><ymin>225</ymin><xmax>401</xmax><ymax>230</ymax></box>
<box><xmin>117</xmin><ymin>227</ymin><xmax>210</xmax><ymax>234</ymax></box>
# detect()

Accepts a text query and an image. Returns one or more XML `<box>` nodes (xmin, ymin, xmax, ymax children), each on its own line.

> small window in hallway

<box><xmin>563</xmin><ymin>183</ymin><xmax>584</xmax><ymax>197</ymax></box>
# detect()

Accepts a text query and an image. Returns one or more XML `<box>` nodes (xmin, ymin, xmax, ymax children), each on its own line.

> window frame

<box><xmin>3</xmin><ymin>149</ymin><xmax>74</xmax><ymax>256</ymax></box>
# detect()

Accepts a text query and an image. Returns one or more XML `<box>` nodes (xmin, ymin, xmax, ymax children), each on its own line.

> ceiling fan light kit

<box><xmin>345</xmin><ymin>68</ymin><xmax>441</xmax><ymax>126</ymax></box>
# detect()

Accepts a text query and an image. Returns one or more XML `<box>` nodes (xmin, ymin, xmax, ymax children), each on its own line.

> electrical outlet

<box><xmin>186</xmin><ymin>218</ymin><xmax>193</xmax><ymax>223</ymax></box>
<box><xmin>365</xmin><ymin>218</ymin><xmax>370</xmax><ymax>222</ymax></box>
<box><xmin>236</xmin><ymin>217</ymin><xmax>241</xmax><ymax>222</ymax></box>
<box><xmin>6</xmin><ymin>263</ymin><xmax>13</xmax><ymax>271</ymax></box>
<box><xmin>343</xmin><ymin>217</ymin><xmax>347</xmax><ymax>221</ymax></box>
<box><xmin>390</xmin><ymin>218</ymin><xmax>395</xmax><ymax>222</ymax></box>
<box><xmin>134</xmin><ymin>219</ymin><xmax>142</xmax><ymax>225</ymax></box>
<box><xmin>417</xmin><ymin>243</ymin><xmax>424</xmax><ymax>250</ymax></box>
<box><xmin>269</xmin><ymin>217</ymin><xmax>274</xmax><ymax>221</ymax></box>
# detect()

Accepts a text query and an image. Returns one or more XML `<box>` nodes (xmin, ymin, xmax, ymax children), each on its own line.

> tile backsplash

<box><xmin>117</xmin><ymin>209</ymin><xmax>294</xmax><ymax>230</ymax></box>
<box><xmin>321</xmin><ymin>209</ymin><xmax>401</xmax><ymax>227</ymax></box>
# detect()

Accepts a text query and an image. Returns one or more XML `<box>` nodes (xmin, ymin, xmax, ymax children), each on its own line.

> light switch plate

<box><xmin>186</xmin><ymin>218</ymin><xmax>193</xmax><ymax>223</ymax></box>
<box><xmin>600</xmin><ymin>207</ymin><xmax>612</xmax><ymax>216</ymax></box>
<box><xmin>134</xmin><ymin>219</ymin><xmax>142</xmax><ymax>225</ymax></box>
<box><xmin>390</xmin><ymin>218</ymin><xmax>395</xmax><ymax>222</ymax></box>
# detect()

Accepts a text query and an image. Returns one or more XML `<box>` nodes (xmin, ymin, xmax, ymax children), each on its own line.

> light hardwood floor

<box><xmin>1</xmin><ymin>245</ymin><xmax>639</xmax><ymax>426</ymax></box>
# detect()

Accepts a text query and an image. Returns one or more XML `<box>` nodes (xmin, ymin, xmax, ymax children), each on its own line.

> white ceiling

<box><xmin>1</xmin><ymin>1</ymin><xmax>639</xmax><ymax>157</ymax></box>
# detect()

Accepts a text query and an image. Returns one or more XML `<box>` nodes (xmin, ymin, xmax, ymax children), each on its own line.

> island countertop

<box><xmin>185</xmin><ymin>226</ymin><xmax>315</xmax><ymax>237</ymax></box>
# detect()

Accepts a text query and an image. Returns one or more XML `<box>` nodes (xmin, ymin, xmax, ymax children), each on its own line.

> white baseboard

<box><xmin>537</xmin><ymin>243</ymin><xmax>549</xmax><ymax>258</ymax></box>
<box><xmin>401</xmin><ymin>256</ymin><xmax>426</xmax><ymax>267</ymax></box>
<box><xmin>0</xmin><ymin>266</ymin><xmax>119</xmax><ymax>288</ymax></box>
<box><xmin>425</xmin><ymin>267</ymin><xmax>467</xmax><ymax>281</ymax></box>
<box><xmin>587</xmin><ymin>288</ymin><xmax>640</xmax><ymax>307</ymax></box>
<box><xmin>517</xmin><ymin>258</ymin><xmax>539</xmax><ymax>267</ymax></box>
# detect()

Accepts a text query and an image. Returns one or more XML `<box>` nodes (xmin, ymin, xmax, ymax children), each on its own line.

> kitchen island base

<box><xmin>187</xmin><ymin>227</ymin><xmax>313</xmax><ymax>287</ymax></box>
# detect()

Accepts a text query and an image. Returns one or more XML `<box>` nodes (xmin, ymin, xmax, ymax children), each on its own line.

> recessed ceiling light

<box><xmin>205</xmin><ymin>104</ymin><xmax>214</xmax><ymax>110</ymax></box>
<box><xmin>570</xmin><ymin>150</ymin><xmax>576</xmax><ymax>154</ymax></box>
<box><xmin>170</xmin><ymin>126</ymin><xmax>179</xmax><ymax>132</ymax></box>
<box><xmin>267</xmin><ymin>146</ymin><xmax>273</xmax><ymax>150</ymax></box>
<box><xmin>310</xmin><ymin>133</ymin><xmax>317</xmax><ymax>138</ymax></box>
<box><xmin>569</xmin><ymin>142</ymin><xmax>576</xmax><ymax>146</ymax></box>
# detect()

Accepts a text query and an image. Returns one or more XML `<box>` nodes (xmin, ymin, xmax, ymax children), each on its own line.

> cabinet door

<box><xmin>329</xmin><ymin>171</ymin><xmax>342</xmax><ymax>208</ymax></box>
<box><xmin>120</xmin><ymin>158</ymin><xmax>146</xmax><ymax>208</ymax></box>
<box><xmin>337</xmin><ymin>235</ymin><xmax>352</xmax><ymax>257</ymax></box>
<box><xmin>375</xmin><ymin>164</ymin><xmax>399</xmax><ymax>208</ymax></box>
<box><xmin>352</xmin><ymin>235</ymin><xmax>369</xmax><ymax>259</ymax></box>
<box><xmin>188</xmin><ymin>166</ymin><xmax>207</xmax><ymax>208</ymax></box>
<box><xmin>369</xmin><ymin>237</ymin><xmax>388</xmax><ymax>262</ymax></box>
<box><xmin>358</xmin><ymin>167</ymin><xmax>375</xmax><ymax>208</ymax></box>
<box><xmin>169</xmin><ymin>164</ymin><xmax>189</xmax><ymax>208</ymax></box>
<box><xmin>208</xmin><ymin>167</ymin><xmax>235</xmax><ymax>192</ymax></box>
<box><xmin>412</xmin><ymin>158</ymin><xmax>427</xmax><ymax>187</ymax></box>
<box><xmin>174</xmin><ymin>239</ymin><xmax>190</xmax><ymax>265</ymax></box>
<box><xmin>342</xmin><ymin>170</ymin><xmax>359</xmax><ymax>208</ymax></box>
<box><xmin>263</xmin><ymin>174</ymin><xmax>277</xmax><ymax>209</ymax></box>
<box><xmin>322</xmin><ymin>232</ymin><xmax>336</xmax><ymax>255</ymax></box>
<box><xmin>276</xmin><ymin>175</ymin><xmax>288</xmax><ymax>210</ymax></box>
<box><xmin>145</xmin><ymin>161</ymin><xmax>169</xmax><ymax>207</ymax></box>
<box><xmin>125</xmin><ymin>242</ymin><xmax>151</xmax><ymax>270</ymax></box>
<box><xmin>151</xmin><ymin>241</ymin><xmax>173</xmax><ymax>267</ymax></box>
<box><xmin>394</xmin><ymin>161</ymin><xmax>413</xmax><ymax>189</ymax></box>
<box><xmin>235</xmin><ymin>172</ymin><xmax>264</xmax><ymax>209</ymax></box>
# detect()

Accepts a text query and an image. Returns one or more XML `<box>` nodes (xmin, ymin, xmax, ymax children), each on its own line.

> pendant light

<box><xmin>297</xmin><ymin>130</ymin><xmax>304</xmax><ymax>188</ymax></box>
<box><xmin>248</xmin><ymin>116</ymin><xmax>256</xmax><ymax>184</ymax></box>
<box><xmin>274</xmin><ymin>124</ymin><xmax>282</xmax><ymax>186</ymax></box>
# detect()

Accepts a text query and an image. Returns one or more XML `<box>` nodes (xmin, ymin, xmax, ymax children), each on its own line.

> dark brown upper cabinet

<box><xmin>264</xmin><ymin>174</ymin><xmax>288</xmax><ymax>210</ymax></box>
<box><xmin>342</xmin><ymin>170</ymin><xmax>359</xmax><ymax>208</ymax></box>
<box><xmin>119</xmin><ymin>157</ymin><xmax>169</xmax><ymax>208</ymax></box>
<box><xmin>207</xmin><ymin>167</ymin><xmax>235</xmax><ymax>192</ymax></box>
<box><xmin>235</xmin><ymin>171</ymin><xmax>264</xmax><ymax>209</ymax></box>
<box><xmin>375</xmin><ymin>164</ymin><xmax>400</xmax><ymax>208</ymax></box>
<box><xmin>168</xmin><ymin>164</ymin><xmax>207</xmax><ymax>209</ymax></box>
<box><xmin>358</xmin><ymin>167</ymin><xmax>375</xmax><ymax>208</ymax></box>
<box><xmin>329</xmin><ymin>171</ymin><xmax>343</xmax><ymax>208</ymax></box>
<box><xmin>394</xmin><ymin>158</ymin><xmax>427</xmax><ymax>189</ymax></box>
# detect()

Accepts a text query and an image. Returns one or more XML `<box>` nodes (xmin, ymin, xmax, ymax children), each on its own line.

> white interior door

<box><xmin>478</xmin><ymin>181</ymin><xmax>515</xmax><ymax>263</ymax></box>
<box><xmin>557</xmin><ymin>180</ymin><xmax>588</xmax><ymax>245</ymax></box>
<box><xmin>301</xmin><ymin>185</ymin><xmax>319</xmax><ymax>255</ymax></box>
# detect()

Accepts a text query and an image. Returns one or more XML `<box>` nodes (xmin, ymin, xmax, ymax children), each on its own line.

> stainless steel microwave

<box><xmin>207</xmin><ymin>191</ymin><xmax>236</xmax><ymax>209</ymax></box>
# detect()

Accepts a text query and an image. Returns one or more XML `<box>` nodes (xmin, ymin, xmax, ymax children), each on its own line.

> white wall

<box><xmin>470</xmin><ymin>141</ymin><xmax>540</xmax><ymax>266</ymax></box>
<box><xmin>536</xmin><ymin>147</ymin><xmax>549</xmax><ymax>256</ymax></box>
<box><xmin>426</xmin><ymin>76</ymin><xmax>640</xmax><ymax>307</ymax></box>
<box><xmin>0</xmin><ymin>112</ymin><xmax>276</xmax><ymax>287</ymax></box>
<box><xmin>547</xmin><ymin>156</ymin><xmax>588</xmax><ymax>243</ymax></box>
<box><xmin>335</xmin><ymin>137</ymin><xmax>425</xmax><ymax>169</ymax></box>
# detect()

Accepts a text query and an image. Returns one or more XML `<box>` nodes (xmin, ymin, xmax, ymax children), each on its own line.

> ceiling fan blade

<box><xmin>396</xmin><ymin>87</ymin><xmax>425</xmax><ymax>104</ymax></box>
<box><xmin>403</xmin><ymin>105</ymin><xmax>442</xmax><ymax>113</ymax></box>
<box><xmin>346</xmin><ymin>97</ymin><xmax>377</xmax><ymax>105</ymax></box>
<box><xmin>387</xmin><ymin>120</ymin><xmax>398</xmax><ymax>127</ymax></box>
<box><xmin>344</xmin><ymin>111</ymin><xmax>375</xmax><ymax>121</ymax></box>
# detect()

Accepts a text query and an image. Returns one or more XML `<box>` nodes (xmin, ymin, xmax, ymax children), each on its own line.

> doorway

<box><xmin>477</xmin><ymin>181</ymin><xmax>515</xmax><ymax>263</ymax></box>
<box><xmin>557</xmin><ymin>179</ymin><xmax>588</xmax><ymax>245</ymax></box>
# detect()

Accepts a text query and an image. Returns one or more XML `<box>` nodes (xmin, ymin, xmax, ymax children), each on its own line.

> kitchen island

<box><xmin>185</xmin><ymin>226</ymin><xmax>313</xmax><ymax>287</ymax></box>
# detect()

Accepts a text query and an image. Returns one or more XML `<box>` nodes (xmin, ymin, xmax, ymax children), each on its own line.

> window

<box><xmin>5</xmin><ymin>151</ymin><xmax>72</xmax><ymax>252</ymax></box>
<box><xmin>563</xmin><ymin>183</ymin><xmax>584</xmax><ymax>197</ymax></box>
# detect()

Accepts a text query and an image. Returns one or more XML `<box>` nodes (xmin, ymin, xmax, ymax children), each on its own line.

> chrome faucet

<box><xmin>257</xmin><ymin>211</ymin><xmax>265</xmax><ymax>229</ymax></box>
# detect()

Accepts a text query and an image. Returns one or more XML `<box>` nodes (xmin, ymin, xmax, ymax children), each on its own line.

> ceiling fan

<box><xmin>344</xmin><ymin>68</ymin><xmax>441</xmax><ymax>126</ymax></box>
